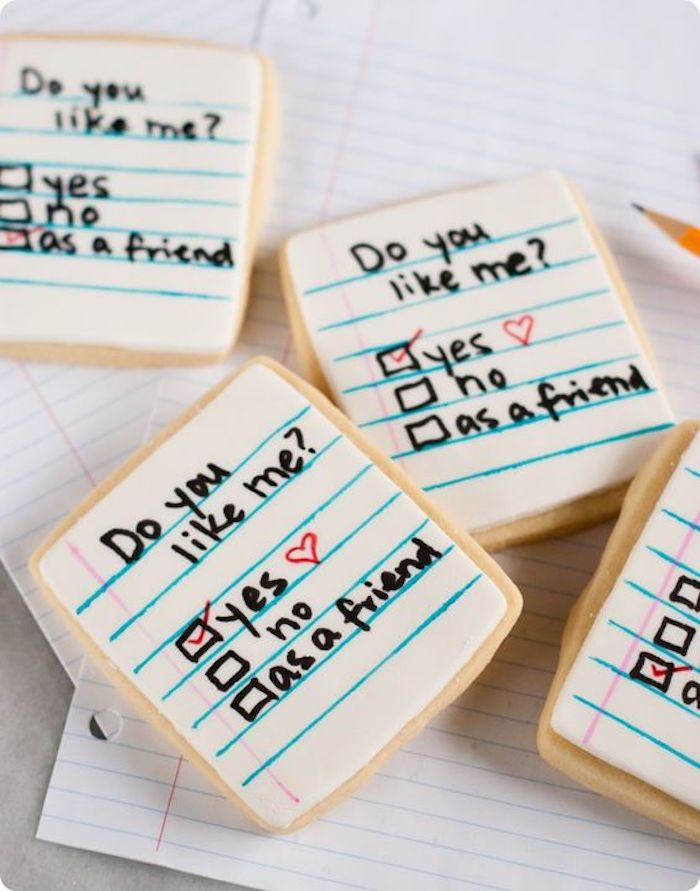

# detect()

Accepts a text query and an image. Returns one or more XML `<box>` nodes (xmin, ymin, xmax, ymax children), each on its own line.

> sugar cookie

<box><xmin>31</xmin><ymin>357</ymin><xmax>522</xmax><ymax>832</ymax></box>
<box><xmin>0</xmin><ymin>34</ymin><xmax>272</xmax><ymax>365</ymax></box>
<box><xmin>539</xmin><ymin>420</ymin><xmax>699</xmax><ymax>842</ymax></box>
<box><xmin>280</xmin><ymin>171</ymin><xmax>674</xmax><ymax>549</ymax></box>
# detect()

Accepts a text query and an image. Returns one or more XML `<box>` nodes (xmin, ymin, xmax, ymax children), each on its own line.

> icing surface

<box><xmin>551</xmin><ymin>432</ymin><xmax>700</xmax><ymax>810</ymax></box>
<box><xmin>38</xmin><ymin>362</ymin><xmax>509</xmax><ymax>829</ymax></box>
<box><xmin>285</xmin><ymin>171</ymin><xmax>675</xmax><ymax>531</ymax></box>
<box><xmin>0</xmin><ymin>37</ymin><xmax>263</xmax><ymax>355</ymax></box>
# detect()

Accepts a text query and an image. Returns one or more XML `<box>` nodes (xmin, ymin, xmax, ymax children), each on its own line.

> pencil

<box><xmin>632</xmin><ymin>203</ymin><xmax>700</xmax><ymax>258</ymax></box>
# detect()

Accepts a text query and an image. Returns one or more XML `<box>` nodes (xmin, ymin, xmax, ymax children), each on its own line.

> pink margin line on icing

<box><xmin>582</xmin><ymin>506</ymin><xmax>700</xmax><ymax>746</ymax></box>
<box><xmin>64</xmin><ymin>541</ymin><xmax>300</xmax><ymax>805</ymax></box>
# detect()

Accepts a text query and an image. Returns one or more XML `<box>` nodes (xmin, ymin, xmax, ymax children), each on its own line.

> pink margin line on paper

<box><xmin>155</xmin><ymin>754</ymin><xmax>184</xmax><ymax>852</ymax></box>
<box><xmin>65</xmin><ymin>542</ymin><xmax>300</xmax><ymax>807</ymax></box>
<box><xmin>582</xmin><ymin>507</ymin><xmax>700</xmax><ymax>746</ymax></box>
<box><xmin>313</xmin><ymin>1</ymin><xmax>405</xmax><ymax>459</ymax></box>
<box><xmin>19</xmin><ymin>365</ymin><xmax>98</xmax><ymax>486</ymax></box>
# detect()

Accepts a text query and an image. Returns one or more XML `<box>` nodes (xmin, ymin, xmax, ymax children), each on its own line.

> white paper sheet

<box><xmin>0</xmin><ymin>0</ymin><xmax>697</xmax><ymax>887</ymax></box>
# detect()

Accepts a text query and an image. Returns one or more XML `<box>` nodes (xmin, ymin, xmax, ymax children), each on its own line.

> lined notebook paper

<box><xmin>0</xmin><ymin>35</ymin><xmax>264</xmax><ymax>359</ymax></box>
<box><xmin>0</xmin><ymin>0</ymin><xmax>697</xmax><ymax>886</ymax></box>
<box><xmin>0</xmin><ymin>358</ymin><xmax>159</xmax><ymax>677</ymax></box>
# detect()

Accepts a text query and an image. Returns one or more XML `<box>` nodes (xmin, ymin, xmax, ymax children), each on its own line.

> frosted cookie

<box><xmin>280</xmin><ymin>171</ymin><xmax>675</xmax><ymax>549</ymax></box>
<box><xmin>30</xmin><ymin>357</ymin><xmax>522</xmax><ymax>832</ymax></box>
<box><xmin>539</xmin><ymin>421</ymin><xmax>700</xmax><ymax>842</ymax></box>
<box><xmin>0</xmin><ymin>34</ymin><xmax>271</xmax><ymax>366</ymax></box>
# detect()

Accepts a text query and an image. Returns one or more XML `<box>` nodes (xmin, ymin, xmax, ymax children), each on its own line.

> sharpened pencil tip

<box><xmin>631</xmin><ymin>202</ymin><xmax>645</xmax><ymax>213</ymax></box>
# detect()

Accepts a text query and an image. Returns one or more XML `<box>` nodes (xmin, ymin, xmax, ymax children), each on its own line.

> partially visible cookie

<box><xmin>539</xmin><ymin>420</ymin><xmax>700</xmax><ymax>842</ymax></box>
<box><xmin>280</xmin><ymin>170</ymin><xmax>674</xmax><ymax>549</ymax></box>
<box><xmin>0</xmin><ymin>34</ymin><xmax>272</xmax><ymax>365</ymax></box>
<box><xmin>30</xmin><ymin>356</ymin><xmax>522</xmax><ymax>832</ymax></box>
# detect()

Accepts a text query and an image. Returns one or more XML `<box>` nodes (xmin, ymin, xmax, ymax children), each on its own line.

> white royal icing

<box><xmin>38</xmin><ymin>362</ymin><xmax>510</xmax><ymax>829</ymax></box>
<box><xmin>284</xmin><ymin>171</ymin><xmax>675</xmax><ymax>532</ymax></box>
<box><xmin>0</xmin><ymin>37</ymin><xmax>263</xmax><ymax>356</ymax></box>
<box><xmin>551</xmin><ymin>432</ymin><xmax>700</xmax><ymax>811</ymax></box>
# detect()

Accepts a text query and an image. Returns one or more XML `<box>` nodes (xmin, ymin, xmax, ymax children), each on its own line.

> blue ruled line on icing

<box><xmin>238</xmin><ymin>569</ymin><xmax>480</xmax><ymax>783</ymax></box>
<box><xmin>686</xmin><ymin>467</ymin><xmax>700</xmax><ymax>480</ymax></box>
<box><xmin>574</xmin><ymin>695</ymin><xmax>700</xmax><ymax>769</ymax></box>
<box><xmin>0</xmin><ymin>94</ymin><xmax>251</xmax><ymax>112</ymax></box>
<box><xmin>424</xmin><ymin>424</ymin><xmax>673</xmax><ymax>491</ymax></box>
<box><xmin>0</xmin><ymin>158</ymin><xmax>244</xmax><ymax>177</ymax></box>
<box><xmin>0</xmin><ymin>125</ymin><xmax>248</xmax><ymax>145</ymax></box>
<box><xmin>607</xmin><ymin>619</ymin><xmax>697</xmax><ymax>671</ymax></box>
<box><xmin>162</xmin><ymin>491</ymin><xmax>404</xmax><ymax>703</ymax></box>
<box><xmin>75</xmin><ymin>406</ymin><xmax>311</xmax><ymax>615</ymax></box>
<box><xmin>133</xmin><ymin>452</ymin><xmax>371</xmax><ymax>673</ymax></box>
<box><xmin>5</xmin><ymin>249</ymin><xmax>235</xmax><ymax>271</ymax></box>
<box><xmin>0</xmin><ymin>189</ymin><xmax>237</xmax><ymax>207</ymax></box>
<box><xmin>591</xmin><ymin>657</ymin><xmax>700</xmax><ymax>720</ymax></box>
<box><xmin>333</xmin><ymin>287</ymin><xmax>609</xmax><ymax>363</ymax></box>
<box><xmin>17</xmin><ymin>220</ymin><xmax>235</xmax><ymax>241</ymax></box>
<box><xmin>317</xmin><ymin>255</ymin><xmax>597</xmax><ymax>332</ymax></box>
<box><xmin>111</xmin><ymin>436</ymin><xmax>348</xmax><ymax>642</ymax></box>
<box><xmin>391</xmin><ymin>389</ymin><xmax>655</xmax><ymax>460</ymax></box>
<box><xmin>217</xmin><ymin>547</ymin><xmax>461</xmax><ymax>759</ymax></box>
<box><xmin>360</xmin><ymin>355</ymin><xmax>640</xmax><ymax>430</ymax></box>
<box><xmin>303</xmin><ymin>217</ymin><xmax>579</xmax><ymax>295</ymax></box>
<box><xmin>188</xmin><ymin>515</ymin><xmax>431</xmax><ymax>725</ymax></box>
<box><xmin>662</xmin><ymin>509</ymin><xmax>700</xmax><ymax>534</ymax></box>
<box><xmin>0</xmin><ymin>277</ymin><xmax>232</xmax><ymax>302</ymax></box>
<box><xmin>646</xmin><ymin>546</ymin><xmax>700</xmax><ymax>580</ymax></box>
<box><xmin>341</xmin><ymin>321</ymin><xmax>627</xmax><ymax>395</ymax></box>
<box><xmin>625</xmin><ymin>580</ymin><xmax>700</xmax><ymax>626</ymax></box>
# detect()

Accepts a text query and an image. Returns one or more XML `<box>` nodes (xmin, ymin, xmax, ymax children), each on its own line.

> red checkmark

<box><xmin>650</xmin><ymin>663</ymin><xmax>691</xmax><ymax>678</ymax></box>
<box><xmin>188</xmin><ymin>600</ymin><xmax>211</xmax><ymax>645</ymax></box>
<box><xmin>390</xmin><ymin>328</ymin><xmax>424</xmax><ymax>362</ymax></box>
<box><xmin>3</xmin><ymin>225</ymin><xmax>43</xmax><ymax>246</ymax></box>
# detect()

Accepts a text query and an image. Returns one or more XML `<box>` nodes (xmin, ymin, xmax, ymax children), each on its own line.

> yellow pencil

<box><xmin>632</xmin><ymin>203</ymin><xmax>700</xmax><ymax>258</ymax></box>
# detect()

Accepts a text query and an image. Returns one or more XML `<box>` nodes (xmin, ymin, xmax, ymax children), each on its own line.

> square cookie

<box><xmin>281</xmin><ymin>171</ymin><xmax>675</xmax><ymax>549</ymax></box>
<box><xmin>31</xmin><ymin>357</ymin><xmax>522</xmax><ymax>832</ymax></box>
<box><xmin>0</xmin><ymin>34</ymin><xmax>271</xmax><ymax>365</ymax></box>
<box><xmin>539</xmin><ymin>421</ymin><xmax>700</xmax><ymax>842</ymax></box>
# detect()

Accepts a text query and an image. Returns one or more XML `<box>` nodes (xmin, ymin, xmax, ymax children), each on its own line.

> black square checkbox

<box><xmin>376</xmin><ymin>344</ymin><xmax>421</xmax><ymax>378</ymax></box>
<box><xmin>0</xmin><ymin>227</ymin><xmax>31</xmax><ymax>251</ymax></box>
<box><xmin>629</xmin><ymin>651</ymin><xmax>675</xmax><ymax>692</ymax></box>
<box><xmin>669</xmin><ymin>574</ymin><xmax>700</xmax><ymax>612</ymax></box>
<box><xmin>0</xmin><ymin>164</ymin><xmax>32</xmax><ymax>192</ymax></box>
<box><xmin>405</xmin><ymin>414</ymin><xmax>451</xmax><ymax>451</ymax></box>
<box><xmin>0</xmin><ymin>198</ymin><xmax>31</xmax><ymax>224</ymax></box>
<box><xmin>205</xmin><ymin>649</ymin><xmax>250</xmax><ymax>692</ymax></box>
<box><xmin>175</xmin><ymin>619</ymin><xmax>223</xmax><ymax>663</ymax></box>
<box><xmin>394</xmin><ymin>376</ymin><xmax>438</xmax><ymax>413</ymax></box>
<box><xmin>653</xmin><ymin>616</ymin><xmax>695</xmax><ymax>656</ymax></box>
<box><xmin>230</xmin><ymin>678</ymin><xmax>278</xmax><ymax>722</ymax></box>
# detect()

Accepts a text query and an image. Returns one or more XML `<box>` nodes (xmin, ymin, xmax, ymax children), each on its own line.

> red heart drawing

<box><xmin>502</xmin><ymin>314</ymin><xmax>534</xmax><ymax>346</ymax></box>
<box><xmin>285</xmin><ymin>531</ymin><xmax>320</xmax><ymax>565</ymax></box>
